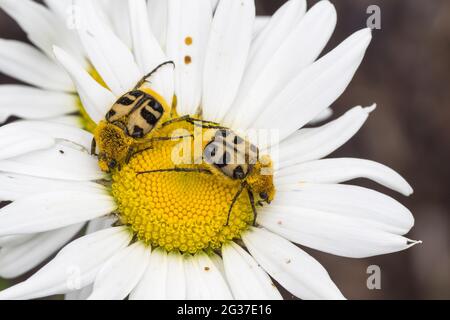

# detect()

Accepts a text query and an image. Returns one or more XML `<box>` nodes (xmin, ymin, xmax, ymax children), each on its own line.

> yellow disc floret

<box><xmin>111</xmin><ymin>123</ymin><xmax>272</xmax><ymax>254</ymax></box>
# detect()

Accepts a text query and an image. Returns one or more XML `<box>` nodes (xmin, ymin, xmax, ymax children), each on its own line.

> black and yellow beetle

<box><xmin>91</xmin><ymin>61</ymin><xmax>180</xmax><ymax>172</ymax></box>
<box><xmin>137</xmin><ymin>123</ymin><xmax>275</xmax><ymax>226</ymax></box>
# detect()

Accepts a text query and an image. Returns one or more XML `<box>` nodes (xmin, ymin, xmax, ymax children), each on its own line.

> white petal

<box><xmin>10</xmin><ymin>120</ymin><xmax>94</xmax><ymax>151</ymax></box>
<box><xmin>274</xmin><ymin>183</ymin><xmax>414</xmax><ymax>235</ymax></box>
<box><xmin>222</xmin><ymin>242</ymin><xmax>282</xmax><ymax>300</ymax></box>
<box><xmin>147</xmin><ymin>0</ymin><xmax>169</xmax><ymax>49</ymax></box>
<box><xmin>53</xmin><ymin>46</ymin><xmax>116</xmax><ymax>123</ymax></box>
<box><xmin>0</xmin><ymin>0</ymin><xmax>85</xmax><ymax>65</ymax></box>
<box><xmin>83</xmin><ymin>0</ymin><xmax>115</xmax><ymax>33</ymax></box>
<box><xmin>276</xmin><ymin>158</ymin><xmax>413</xmax><ymax>196</ymax></box>
<box><xmin>227</xmin><ymin>0</ymin><xmax>306</xmax><ymax>123</ymax></box>
<box><xmin>0</xmin><ymin>124</ymin><xmax>55</xmax><ymax>160</ymax></box>
<box><xmin>201</xmin><ymin>0</ymin><xmax>255</xmax><ymax>123</ymax></box>
<box><xmin>0</xmin><ymin>172</ymin><xmax>102</xmax><ymax>202</ymax></box>
<box><xmin>84</xmin><ymin>216</ymin><xmax>117</xmax><ymax>235</ymax></box>
<box><xmin>308</xmin><ymin>107</ymin><xmax>333</xmax><ymax>124</ymax></box>
<box><xmin>74</xmin><ymin>0</ymin><xmax>141</xmax><ymax>97</ymax></box>
<box><xmin>208</xmin><ymin>251</ymin><xmax>226</xmax><ymax>277</ymax></box>
<box><xmin>166</xmin><ymin>0</ymin><xmax>212</xmax><ymax>116</ymax></box>
<box><xmin>129</xmin><ymin>0</ymin><xmax>163</xmax><ymax>72</ymax></box>
<box><xmin>166</xmin><ymin>251</ymin><xmax>186</xmax><ymax>299</ymax></box>
<box><xmin>65</xmin><ymin>285</ymin><xmax>92</xmax><ymax>300</ymax></box>
<box><xmin>228</xmin><ymin>1</ymin><xmax>336</xmax><ymax>129</ymax></box>
<box><xmin>48</xmin><ymin>115</ymin><xmax>82</xmax><ymax>128</ymax></box>
<box><xmin>0</xmin><ymin>85</ymin><xmax>78</xmax><ymax>121</ymax></box>
<box><xmin>253</xmin><ymin>16</ymin><xmax>270</xmax><ymax>37</ymax></box>
<box><xmin>258</xmin><ymin>205</ymin><xmax>420</xmax><ymax>259</ymax></box>
<box><xmin>0</xmin><ymin>120</ymin><xmax>93</xmax><ymax>160</ymax></box>
<box><xmin>43</xmin><ymin>0</ymin><xmax>72</xmax><ymax>20</ymax></box>
<box><xmin>129</xmin><ymin>247</ymin><xmax>168</xmax><ymax>300</ymax></box>
<box><xmin>185</xmin><ymin>252</ymin><xmax>232</xmax><ymax>300</ymax></box>
<box><xmin>0</xmin><ymin>189</ymin><xmax>115</xmax><ymax>236</ymax></box>
<box><xmin>254</xmin><ymin>28</ymin><xmax>372</xmax><ymax>140</ymax></box>
<box><xmin>242</xmin><ymin>227</ymin><xmax>345</xmax><ymax>300</ymax></box>
<box><xmin>0</xmin><ymin>143</ymin><xmax>105</xmax><ymax>181</ymax></box>
<box><xmin>128</xmin><ymin>0</ymin><xmax>174</xmax><ymax>107</ymax></box>
<box><xmin>275</xmin><ymin>105</ymin><xmax>375</xmax><ymax>166</ymax></box>
<box><xmin>0</xmin><ymin>227</ymin><xmax>131</xmax><ymax>300</ymax></box>
<box><xmin>210</xmin><ymin>0</ymin><xmax>219</xmax><ymax>12</ymax></box>
<box><xmin>88</xmin><ymin>242</ymin><xmax>150</xmax><ymax>300</ymax></box>
<box><xmin>184</xmin><ymin>255</ymin><xmax>202</xmax><ymax>299</ymax></box>
<box><xmin>108</xmin><ymin>0</ymin><xmax>132</xmax><ymax>49</ymax></box>
<box><xmin>0</xmin><ymin>223</ymin><xmax>84</xmax><ymax>278</ymax></box>
<box><xmin>130</xmin><ymin>249</ymin><xmax>186</xmax><ymax>300</ymax></box>
<box><xmin>250</xmin><ymin>0</ymin><xmax>306</xmax><ymax>63</ymax></box>
<box><xmin>0</xmin><ymin>234</ymin><xmax>34</xmax><ymax>247</ymax></box>
<box><xmin>65</xmin><ymin>217</ymin><xmax>116</xmax><ymax>297</ymax></box>
<box><xmin>0</xmin><ymin>39</ymin><xmax>73</xmax><ymax>91</ymax></box>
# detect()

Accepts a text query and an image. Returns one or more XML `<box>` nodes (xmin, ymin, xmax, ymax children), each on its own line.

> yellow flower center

<box><xmin>110</xmin><ymin>122</ymin><xmax>272</xmax><ymax>254</ymax></box>
<box><xmin>84</xmin><ymin>68</ymin><xmax>275</xmax><ymax>254</ymax></box>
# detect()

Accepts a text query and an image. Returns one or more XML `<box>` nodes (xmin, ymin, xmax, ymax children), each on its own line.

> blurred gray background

<box><xmin>0</xmin><ymin>0</ymin><xmax>449</xmax><ymax>299</ymax></box>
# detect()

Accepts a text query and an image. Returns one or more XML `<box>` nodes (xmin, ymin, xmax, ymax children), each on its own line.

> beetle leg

<box><xmin>125</xmin><ymin>146</ymin><xmax>135</xmax><ymax>164</ymax></box>
<box><xmin>139</xmin><ymin>134</ymin><xmax>193</xmax><ymax>143</ymax></box>
<box><xmin>91</xmin><ymin>138</ymin><xmax>97</xmax><ymax>156</ymax></box>
<box><xmin>225</xmin><ymin>182</ymin><xmax>246</xmax><ymax>226</ymax></box>
<box><xmin>246</xmin><ymin>187</ymin><xmax>258</xmax><ymax>226</ymax></box>
<box><xmin>137</xmin><ymin>167</ymin><xmax>212</xmax><ymax>175</ymax></box>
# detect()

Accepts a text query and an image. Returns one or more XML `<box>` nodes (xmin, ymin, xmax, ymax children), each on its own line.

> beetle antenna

<box><xmin>247</xmin><ymin>187</ymin><xmax>258</xmax><ymax>226</ymax></box>
<box><xmin>136</xmin><ymin>167</ymin><xmax>212</xmax><ymax>175</ymax></box>
<box><xmin>135</xmin><ymin>61</ymin><xmax>175</xmax><ymax>89</ymax></box>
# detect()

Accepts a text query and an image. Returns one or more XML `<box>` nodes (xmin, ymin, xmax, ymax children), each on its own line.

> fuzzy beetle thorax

<box><xmin>94</xmin><ymin>120</ymin><xmax>134</xmax><ymax>172</ymax></box>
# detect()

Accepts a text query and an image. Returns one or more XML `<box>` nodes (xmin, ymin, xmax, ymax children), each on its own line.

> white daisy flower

<box><xmin>0</xmin><ymin>0</ymin><xmax>420</xmax><ymax>300</ymax></box>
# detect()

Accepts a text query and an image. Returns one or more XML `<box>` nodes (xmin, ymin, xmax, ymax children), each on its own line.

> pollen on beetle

<box><xmin>111</xmin><ymin>123</ymin><xmax>257</xmax><ymax>254</ymax></box>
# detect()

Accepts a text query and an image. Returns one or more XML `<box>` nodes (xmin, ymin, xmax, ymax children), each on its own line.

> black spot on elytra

<box><xmin>106</xmin><ymin>109</ymin><xmax>116</xmax><ymax>119</ymax></box>
<box><xmin>223</xmin><ymin>151</ymin><xmax>231</xmax><ymax>164</ymax></box>
<box><xmin>218</xmin><ymin>129</ymin><xmax>229</xmax><ymax>138</ymax></box>
<box><xmin>129</xmin><ymin>90</ymin><xmax>143</xmax><ymax>97</ymax></box>
<box><xmin>131</xmin><ymin>126</ymin><xmax>144</xmax><ymax>138</ymax></box>
<box><xmin>150</xmin><ymin>100</ymin><xmax>164</xmax><ymax>113</ymax></box>
<box><xmin>140</xmin><ymin>107</ymin><xmax>159</xmax><ymax>125</ymax></box>
<box><xmin>215</xmin><ymin>151</ymin><xmax>230</xmax><ymax>168</ymax></box>
<box><xmin>204</xmin><ymin>143</ymin><xmax>219</xmax><ymax>164</ymax></box>
<box><xmin>233</xmin><ymin>135</ymin><xmax>243</xmax><ymax>145</ymax></box>
<box><xmin>117</xmin><ymin>96</ymin><xmax>134</xmax><ymax>105</ymax></box>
